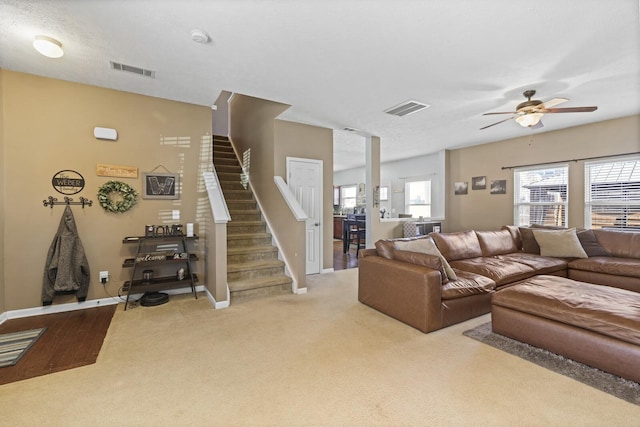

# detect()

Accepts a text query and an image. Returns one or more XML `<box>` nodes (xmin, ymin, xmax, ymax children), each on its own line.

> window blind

<box><xmin>585</xmin><ymin>156</ymin><xmax>640</xmax><ymax>229</ymax></box>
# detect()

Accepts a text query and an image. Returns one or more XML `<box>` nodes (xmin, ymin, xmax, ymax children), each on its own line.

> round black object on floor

<box><xmin>140</xmin><ymin>292</ymin><xmax>169</xmax><ymax>306</ymax></box>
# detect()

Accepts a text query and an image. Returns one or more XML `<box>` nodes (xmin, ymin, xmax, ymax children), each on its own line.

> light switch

<box><xmin>172</xmin><ymin>210</ymin><xmax>180</xmax><ymax>220</ymax></box>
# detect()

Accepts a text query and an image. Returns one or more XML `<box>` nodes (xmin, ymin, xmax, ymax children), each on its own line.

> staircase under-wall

<box><xmin>212</xmin><ymin>135</ymin><xmax>293</xmax><ymax>302</ymax></box>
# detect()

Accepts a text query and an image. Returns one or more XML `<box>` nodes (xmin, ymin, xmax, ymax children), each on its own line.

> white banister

<box><xmin>203</xmin><ymin>170</ymin><xmax>231</xmax><ymax>223</ymax></box>
<box><xmin>274</xmin><ymin>176</ymin><xmax>308</xmax><ymax>221</ymax></box>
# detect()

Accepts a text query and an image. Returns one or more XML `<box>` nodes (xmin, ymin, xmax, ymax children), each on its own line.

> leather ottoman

<box><xmin>491</xmin><ymin>275</ymin><xmax>640</xmax><ymax>383</ymax></box>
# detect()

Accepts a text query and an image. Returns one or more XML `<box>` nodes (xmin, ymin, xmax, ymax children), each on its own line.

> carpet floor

<box><xmin>0</xmin><ymin>269</ymin><xmax>639</xmax><ymax>426</ymax></box>
<box><xmin>463</xmin><ymin>322</ymin><xmax>640</xmax><ymax>406</ymax></box>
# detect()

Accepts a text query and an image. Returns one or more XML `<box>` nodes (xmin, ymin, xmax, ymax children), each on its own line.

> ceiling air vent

<box><xmin>384</xmin><ymin>100</ymin><xmax>431</xmax><ymax>117</ymax></box>
<box><xmin>110</xmin><ymin>61</ymin><xmax>156</xmax><ymax>78</ymax></box>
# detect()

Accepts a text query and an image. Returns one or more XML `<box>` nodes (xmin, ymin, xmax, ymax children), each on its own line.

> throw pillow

<box><xmin>393</xmin><ymin>250</ymin><xmax>448</xmax><ymax>283</ymax></box>
<box><xmin>576</xmin><ymin>230</ymin><xmax>611</xmax><ymax>257</ymax></box>
<box><xmin>394</xmin><ymin>237</ymin><xmax>457</xmax><ymax>280</ymax></box>
<box><xmin>531</xmin><ymin>228</ymin><xmax>588</xmax><ymax>258</ymax></box>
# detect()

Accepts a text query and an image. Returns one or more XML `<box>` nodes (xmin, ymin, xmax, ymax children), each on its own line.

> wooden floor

<box><xmin>0</xmin><ymin>304</ymin><xmax>116</xmax><ymax>385</ymax></box>
<box><xmin>333</xmin><ymin>240</ymin><xmax>359</xmax><ymax>270</ymax></box>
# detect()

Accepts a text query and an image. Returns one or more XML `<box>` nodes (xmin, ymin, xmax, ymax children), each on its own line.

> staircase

<box><xmin>212</xmin><ymin>135</ymin><xmax>293</xmax><ymax>302</ymax></box>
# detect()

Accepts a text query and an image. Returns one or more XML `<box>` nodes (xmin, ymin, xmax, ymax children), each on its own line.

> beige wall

<box><xmin>446</xmin><ymin>115</ymin><xmax>640</xmax><ymax>231</ymax></box>
<box><xmin>274</xmin><ymin>120</ymin><xmax>334</xmax><ymax>270</ymax></box>
<box><xmin>1</xmin><ymin>71</ymin><xmax>211</xmax><ymax>311</ymax></box>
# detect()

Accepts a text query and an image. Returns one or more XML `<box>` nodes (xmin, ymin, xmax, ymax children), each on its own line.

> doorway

<box><xmin>287</xmin><ymin>157</ymin><xmax>323</xmax><ymax>275</ymax></box>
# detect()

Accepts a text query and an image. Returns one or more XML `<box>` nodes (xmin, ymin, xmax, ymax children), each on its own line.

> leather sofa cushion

<box><xmin>519</xmin><ymin>227</ymin><xmax>540</xmax><ymax>254</ymax></box>
<box><xmin>576</xmin><ymin>229</ymin><xmax>611</xmax><ymax>257</ymax></box>
<box><xmin>431</xmin><ymin>230</ymin><xmax>482</xmax><ymax>261</ymax></box>
<box><xmin>450</xmin><ymin>257</ymin><xmax>535</xmax><ymax>286</ymax></box>
<box><xmin>593</xmin><ymin>229</ymin><xmax>640</xmax><ymax>259</ymax></box>
<box><xmin>569</xmin><ymin>257</ymin><xmax>640</xmax><ymax>279</ymax></box>
<box><xmin>375</xmin><ymin>239</ymin><xmax>395</xmax><ymax>259</ymax></box>
<box><xmin>492</xmin><ymin>275</ymin><xmax>640</xmax><ymax>346</ymax></box>
<box><xmin>394</xmin><ymin>237</ymin><xmax>457</xmax><ymax>280</ymax></box>
<box><xmin>501</xmin><ymin>225</ymin><xmax>522</xmax><ymax>250</ymax></box>
<box><xmin>498</xmin><ymin>253</ymin><xmax>568</xmax><ymax>275</ymax></box>
<box><xmin>441</xmin><ymin>270</ymin><xmax>496</xmax><ymax>300</ymax></box>
<box><xmin>393</xmin><ymin>249</ymin><xmax>448</xmax><ymax>283</ymax></box>
<box><xmin>476</xmin><ymin>229</ymin><xmax>519</xmax><ymax>256</ymax></box>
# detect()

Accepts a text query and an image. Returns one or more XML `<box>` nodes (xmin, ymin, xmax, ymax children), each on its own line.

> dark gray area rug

<box><xmin>463</xmin><ymin>322</ymin><xmax>640</xmax><ymax>406</ymax></box>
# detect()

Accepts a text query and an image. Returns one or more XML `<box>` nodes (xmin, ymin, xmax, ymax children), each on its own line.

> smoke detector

<box><xmin>191</xmin><ymin>29</ymin><xmax>210</xmax><ymax>44</ymax></box>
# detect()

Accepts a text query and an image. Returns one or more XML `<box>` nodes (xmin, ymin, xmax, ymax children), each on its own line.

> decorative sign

<box><xmin>96</xmin><ymin>163</ymin><xmax>138</xmax><ymax>178</ymax></box>
<box><xmin>135</xmin><ymin>252</ymin><xmax>167</xmax><ymax>263</ymax></box>
<box><xmin>142</xmin><ymin>172</ymin><xmax>179</xmax><ymax>200</ymax></box>
<box><xmin>52</xmin><ymin>170</ymin><xmax>85</xmax><ymax>195</ymax></box>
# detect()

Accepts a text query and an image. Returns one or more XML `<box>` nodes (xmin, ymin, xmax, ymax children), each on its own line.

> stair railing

<box><xmin>203</xmin><ymin>169</ymin><xmax>231</xmax><ymax>308</ymax></box>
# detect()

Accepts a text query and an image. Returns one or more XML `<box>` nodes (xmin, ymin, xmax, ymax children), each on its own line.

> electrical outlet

<box><xmin>99</xmin><ymin>271</ymin><xmax>109</xmax><ymax>283</ymax></box>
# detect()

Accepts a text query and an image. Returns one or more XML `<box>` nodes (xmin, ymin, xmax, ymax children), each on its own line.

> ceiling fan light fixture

<box><xmin>33</xmin><ymin>35</ymin><xmax>64</xmax><ymax>58</ymax></box>
<box><xmin>515</xmin><ymin>113</ymin><xmax>543</xmax><ymax>128</ymax></box>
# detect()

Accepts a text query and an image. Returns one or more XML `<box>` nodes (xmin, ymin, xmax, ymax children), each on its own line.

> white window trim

<box><xmin>584</xmin><ymin>154</ymin><xmax>640</xmax><ymax>229</ymax></box>
<box><xmin>513</xmin><ymin>163</ymin><xmax>569</xmax><ymax>227</ymax></box>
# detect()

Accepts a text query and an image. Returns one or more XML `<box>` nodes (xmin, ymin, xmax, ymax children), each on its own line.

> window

<box><xmin>514</xmin><ymin>165</ymin><xmax>568</xmax><ymax>227</ymax></box>
<box><xmin>340</xmin><ymin>185</ymin><xmax>357</xmax><ymax>210</ymax></box>
<box><xmin>405</xmin><ymin>180</ymin><xmax>431</xmax><ymax>218</ymax></box>
<box><xmin>585</xmin><ymin>156</ymin><xmax>640</xmax><ymax>230</ymax></box>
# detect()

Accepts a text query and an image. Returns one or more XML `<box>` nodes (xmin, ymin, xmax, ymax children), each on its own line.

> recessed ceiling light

<box><xmin>191</xmin><ymin>29</ymin><xmax>210</xmax><ymax>44</ymax></box>
<box><xmin>33</xmin><ymin>35</ymin><xmax>64</xmax><ymax>58</ymax></box>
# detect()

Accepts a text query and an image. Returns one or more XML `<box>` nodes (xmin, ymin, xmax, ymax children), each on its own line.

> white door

<box><xmin>287</xmin><ymin>157</ymin><xmax>322</xmax><ymax>274</ymax></box>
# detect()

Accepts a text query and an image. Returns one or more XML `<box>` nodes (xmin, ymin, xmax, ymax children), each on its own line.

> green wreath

<box><xmin>97</xmin><ymin>181</ymin><xmax>138</xmax><ymax>213</ymax></box>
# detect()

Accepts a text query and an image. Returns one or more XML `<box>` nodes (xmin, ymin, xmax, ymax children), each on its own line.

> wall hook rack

<box><xmin>43</xmin><ymin>196</ymin><xmax>93</xmax><ymax>209</ymax></box>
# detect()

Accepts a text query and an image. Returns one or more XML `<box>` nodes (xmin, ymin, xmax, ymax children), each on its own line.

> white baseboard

<box><xmin>0</xmin><ymin>285</ymin><xmax>216</xmax><ymax>324</ymax></box>
<box><xmin>203</xmin><ymin>285</ymin><xmax>230</xmax><ymax>309</ymax></box>
<box><xmin>321</xmin><ymin>268</ymin><xmax>335</xmax><ymax>273</ymax></box>
<box><xmin>0</xmin><ymin>297</ymin><xmax>119</xmax><ymax>324</ymax></box>
<box><xmin>295</xmin><ymin>287</ymin><xmax>308</xmax><ymax>295</ymax></box>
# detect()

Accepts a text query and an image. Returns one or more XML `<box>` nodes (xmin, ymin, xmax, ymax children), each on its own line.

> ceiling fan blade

<box><xmin>545</xmin><ymin>106</ymin><xmax>598</xmax><ymax>113</ymax></box>
<box><xmin>482</xmin><ymin>111</ymin><xmax>518</xmax><ymax>116</ymax></box>
<box><xmin>480</xmin><ymin>116</ymin><xmax>515</xmax><ymax>130</ymax></box>
<box><xmin>540</xmin><ymin>98</ymin><xmax>569</xmax><ymax>109</ymax></box>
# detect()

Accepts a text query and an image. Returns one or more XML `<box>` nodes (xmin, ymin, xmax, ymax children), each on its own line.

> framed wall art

<box><xmin>454</xmin><ymin>181</ymin><xmax>468</xmax><ymax>195</ymax></box>
<box><xmin>142</xmin><ymin>172</ymin><xmax>179</xmax><ymax>200</ymax></box>
<box><xmin>490</xmin><ymin>180</ymin><xmax>507</xmax><ymax>195</ymax></box>
<box><xmin>472</xmin><ymin>176</ymin><xmax>486</xmax><ymax>190</ymax></box>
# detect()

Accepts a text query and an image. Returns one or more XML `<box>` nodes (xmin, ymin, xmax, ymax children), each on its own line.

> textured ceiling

<box><xmin>1</xmin><ymin>0</ymin><xmax>639</xmax><ymax>171</ymax></box>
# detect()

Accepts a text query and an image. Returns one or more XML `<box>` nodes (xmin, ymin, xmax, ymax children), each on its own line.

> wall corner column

<box><xmin>365</xmin><ymin>136</ymin><xmax>381</xmax><ymax>247</ymax></box>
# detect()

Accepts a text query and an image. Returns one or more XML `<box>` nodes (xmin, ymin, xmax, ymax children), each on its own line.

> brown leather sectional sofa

<box><xmin>358</xmin><ymin>226</ymin><xmax>640</xmax><ymax>334</ymax></box>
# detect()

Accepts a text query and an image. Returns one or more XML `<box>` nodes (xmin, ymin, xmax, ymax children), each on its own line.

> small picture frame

<box><xmin>142</xmin><ymin>172</ymin><xmax>179</xmax><ymax>200</ymax></box>
<box><xmin>472</xmin><ymin>176</ymin><xmax>486</xmax><ymax>190</ymax></box>
<box><xmin>490</xmin><ymin>180</ymin><xmax>507</xmax><ymax>195</ymax></box>
<box><xmin>454</xmin><ymin>181</ymin><xmax>468</xmax><ymax>195</ymax></box>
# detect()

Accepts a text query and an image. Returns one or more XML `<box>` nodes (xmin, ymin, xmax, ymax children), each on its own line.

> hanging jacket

<box><xmin>42</xmin><ymin>205</ymin><xmax>91</xmax><ymax>305</ymax></box>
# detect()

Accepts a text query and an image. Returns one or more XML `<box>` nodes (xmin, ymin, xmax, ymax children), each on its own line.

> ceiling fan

<box><xmin>480</xmin><ymin>90</ymin><xmax>597</xmax><ymax>130</ymax></box>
